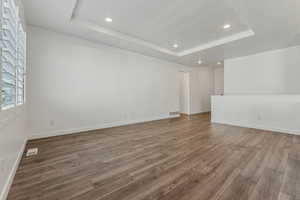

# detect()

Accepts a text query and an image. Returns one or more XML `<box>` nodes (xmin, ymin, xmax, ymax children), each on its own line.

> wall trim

<box><xmin>0</xmin><ymin>140</ymin><xmax>27</xmax><ymax>200</ymax></box>
<box><xmin>189</xmin><ymin>110</ymin><xmax>211</xmax><ymax>115</ymax></box>
<box><xmin>211</xmin><ymin>120</ymin><xmax>300</xmax><ymax>135</ymax></box>
<box><xmin>29</xmin><ymin>114</ymin><xmax>180</xmax><ymax>140</ymax></box>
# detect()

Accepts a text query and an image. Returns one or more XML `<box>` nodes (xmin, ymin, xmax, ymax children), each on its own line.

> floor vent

<box><xmin>169</xmin><ymin>111</ymin><xmax>180</xmax><ymax>116</ymax></box>
<box><xmin>26</xmin><ymin>148</ymin><xmax>38</xmax><ymax>157</ymax></box>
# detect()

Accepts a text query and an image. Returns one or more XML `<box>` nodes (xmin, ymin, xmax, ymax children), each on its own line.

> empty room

<box><xmin>1</xmin><ymin>0</ymin><xmax>300</xmax><ymax>199</ymax></box>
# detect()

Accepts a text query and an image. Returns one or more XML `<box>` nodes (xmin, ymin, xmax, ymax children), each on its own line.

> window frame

<box><xmin>0</xmin><ymin>0</ymin><xmax>26</xmax><ymax>111</ymax></box>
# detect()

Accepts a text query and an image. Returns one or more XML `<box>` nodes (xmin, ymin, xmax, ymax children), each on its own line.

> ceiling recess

<box><xmin>70</xmin><ymin>0</ymin><xmax>255</xmax><ymax>58</ymax></box>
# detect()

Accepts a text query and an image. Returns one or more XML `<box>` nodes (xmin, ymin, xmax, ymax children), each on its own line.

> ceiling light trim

<box><xmin>223</xmin><ymin>24</ymin><xmax>231</xmax><ymax>29</ymax></box>
<box><xmin>105</xmin><ymin>17</ymin><xmax>113</xmax><ymax>22</ymax></box>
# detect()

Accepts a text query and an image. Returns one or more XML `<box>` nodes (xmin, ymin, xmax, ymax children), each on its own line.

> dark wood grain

<box><xmin>7</xmin><ymin>113</ymin><xmax>300</xmax><ymax>200</ymax></box>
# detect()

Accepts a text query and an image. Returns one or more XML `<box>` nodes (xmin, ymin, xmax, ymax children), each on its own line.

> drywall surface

<box><xmin>224</xmin><ymin>46</ymin><xmax>300</xmax><ymax>94</ymax></box>
<box><xmin>211</xmin><ymin>95</ymin><xmax>300</xmax><ymax>135</ymax></box>
<box><xmin>0</xmin><ymin>108</ymin><xmax>26</xmax><ymax>199</ymax></box>
<box><xmin>213</xmin><ymin>46</ymin><xmax>300</xmax><ymax>134</ymax></box>
<box><xmin>27</xmin><ymin>26</ymin><xmax>193</xmax><ymax>138</ymax></box>
<box><xmin>214</xmin><ymin>67</ymin><xmax>224</xmax><ymax>95</ymax></box>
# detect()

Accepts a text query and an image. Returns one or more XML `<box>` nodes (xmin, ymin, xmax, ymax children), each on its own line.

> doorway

<box><xmin>179</xmin><ymin>71</ymin><xmax>190</xmax><ymax>115</ymax></box>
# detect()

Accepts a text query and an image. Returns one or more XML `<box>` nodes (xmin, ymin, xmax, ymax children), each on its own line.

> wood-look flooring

<box><xmin>8</xmin><ymin>113</ymin><xmax>300</xmax><ymax>200</ymax></box>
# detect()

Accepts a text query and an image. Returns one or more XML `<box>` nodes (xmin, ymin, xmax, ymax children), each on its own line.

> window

<box><xmin>0</xmin><ymin>0</ymin><xmax>26</xmax><ymax>110</ymax></box>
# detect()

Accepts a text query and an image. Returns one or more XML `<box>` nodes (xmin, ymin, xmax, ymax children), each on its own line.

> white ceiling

<box><xmin>24</xmin><ymin>0</ymin><xmax>300</xmax><ymax>67</ymax></box>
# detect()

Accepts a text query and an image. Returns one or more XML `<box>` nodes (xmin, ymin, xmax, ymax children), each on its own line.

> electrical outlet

<box><xmin>26</xmin><ymin>148</ymin><xmax>38</xmax><ymax>157</ymax></box>
<box><xmin>49</xmin><ymin>120</ymin><xmax>55</xmax><ymax>126</ymax></box>
<box><xmin>0</xmin><ymin>159</ymin><xmax>6</xmax><ymax>174</ymax></box>
<box><xmin>257</xmin><ymin>114</ymin><xmax>262</xmax><ymax>121</ymax></box>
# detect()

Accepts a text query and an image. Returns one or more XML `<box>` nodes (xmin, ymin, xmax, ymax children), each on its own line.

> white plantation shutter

<box><xmin>0</xmin><ymin>0</ymin><xmax>26</xmax><ymax>110</ymax></box>
<box><xmin>16</xmin><ymin>23</ymin><xmax>25</xmax><ymax>105</ymax></box>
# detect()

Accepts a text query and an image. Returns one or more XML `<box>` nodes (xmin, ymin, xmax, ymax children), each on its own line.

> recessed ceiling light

<box><xmin>173</xmin><ymin>44</ymin><xmax>179</xmax><ymax>48</ymax></box>
<box><xmin>223</xmin><ymin>24</ymin><xmax>231</xmax><ymax>29</ymax></box>
<box><xmin>198</xmin><ymin>60</ymin><xmax>202</xmax><ymax>65</ymax></box>
<box><xmin>217</xmin><ymin>61</ymin><xmax>222</xmax><ymax>65</ymax></box>
<box><xmin>105</xmin><ymin>17</ymin><xmax>112</xmax><ymax>22</ymax></box>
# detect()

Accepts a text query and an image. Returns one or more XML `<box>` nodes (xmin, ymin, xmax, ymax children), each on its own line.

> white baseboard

<box><xmin>0</xmin><ymin>140</ymin><xmax>27</xmax><ymax>200</ymax></box>
<box><xmin>189</xmin><ymin>110</ymin><xmax>211</xmax><ymax>115</ymax></box>
<box><xmin>29</xmin><ymin>114</ymin><xmax>180</xmax><ymax>140</ymax></box>
<box><xmin>211</xmin><ymin>119</ymin><xmax>300</xmax><ymax>135</ymax></box>
<box><xmin>180</xmin><ymin>111</ymin><xmax>210</xmax><ymax>115</ymax></box>
<box><xmin>192</xmin><ymin>111</ymin><xmax>211</xmax><ymax>115</ymax></box>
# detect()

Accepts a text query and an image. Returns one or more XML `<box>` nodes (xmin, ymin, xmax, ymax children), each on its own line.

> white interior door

<box><xmin>179</xmin><ymin>72</ymin><xmax>190</xmax><ymax>115</ymax></box>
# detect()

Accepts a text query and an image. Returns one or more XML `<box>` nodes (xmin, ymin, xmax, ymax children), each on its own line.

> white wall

<box><xmin>214</xmin><ymin>67</ymin><xmax>224</xmax><ymax>95</ymax></box>
<box><xmin>189</xmin><ymin>67</ymin><xmax>214</xmax><ymax>114</ymax></box>
<box><xmin>0</xmin><ymin>1</ymin><xmax>27</xmax><ymax>199</ymax></box>
<box><xmin>211</xmin><ymin>95</ymin><xmax>300</xmax><ymax>135</ymax></box>
<box><xmin>224</xmin><ymin>46</ymin><xmax>300</xmax><ymax>94</ymax></box>
<box><xmin>212</xmin><ymin>46</ymin><xmax>300</xmax><ymax>135</ymax></box>
<box><xmin>26</xmin><ymin>26</ymin><xmax>194</xmax><ymax>138</ymax></box>
<box><xmin>0</xmin><ymin>108</ymin><xmax>26</xmax><ymax>200</ymax></box>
